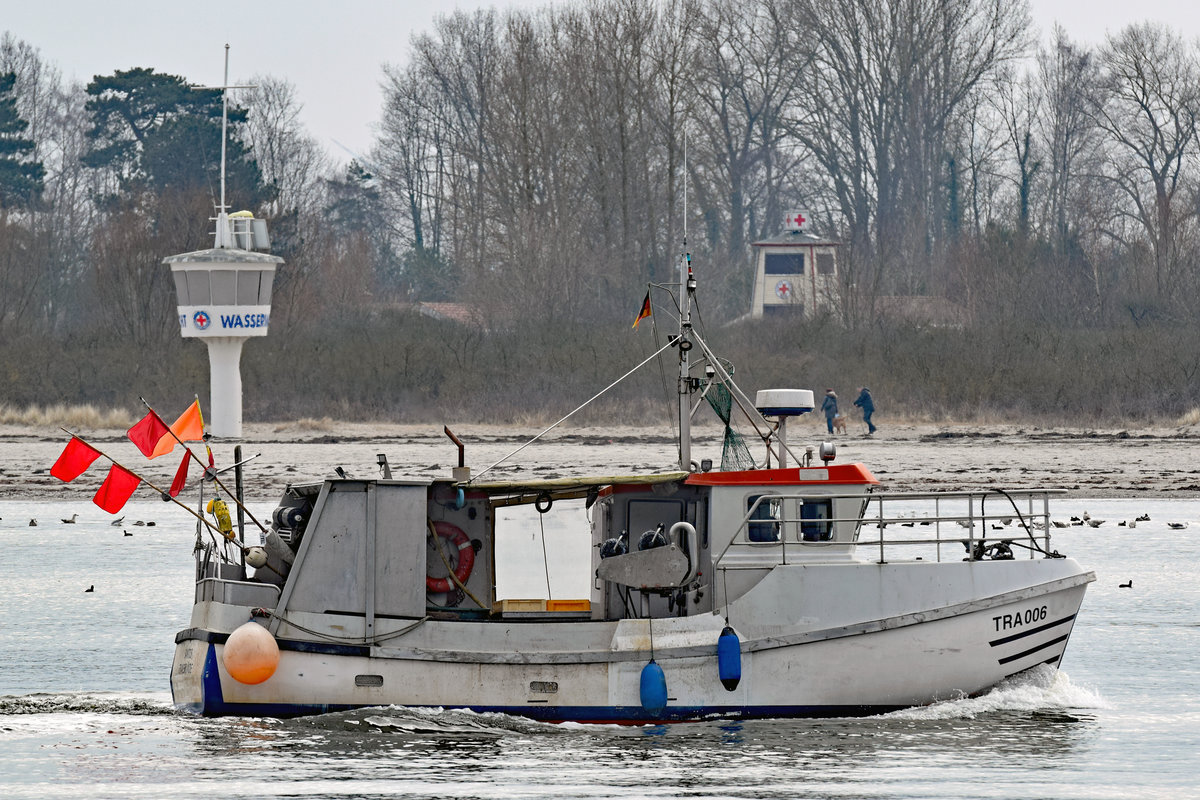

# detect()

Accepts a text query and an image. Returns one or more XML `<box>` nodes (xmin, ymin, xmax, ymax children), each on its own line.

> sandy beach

<box><xmin>6</xmin><ymin>417</ymin><xmax>1200</xmax><ymax>501</ymax></box>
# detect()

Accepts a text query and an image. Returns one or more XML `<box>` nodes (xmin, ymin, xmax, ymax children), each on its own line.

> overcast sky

<box><xmin>4</xmin><ymin>0</ymin><xmax>1198</xmax><ymax>165</ymax></box>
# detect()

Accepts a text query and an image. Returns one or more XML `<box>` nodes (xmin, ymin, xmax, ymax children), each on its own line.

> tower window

<box><xmin>765</xmin><ymin>253</ymin><xmax>804</xmax><ymax>275</ymax></box>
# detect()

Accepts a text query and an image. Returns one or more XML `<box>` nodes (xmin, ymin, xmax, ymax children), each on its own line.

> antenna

<box><xmin>220</xmin><ymin>44</ymin><xmax>229</xmax><ymax>219</ymax></box>
<box><xmin>201</xmin><ymin>45</ymin><xmax>255</xmax><ymax>248</ymax></box>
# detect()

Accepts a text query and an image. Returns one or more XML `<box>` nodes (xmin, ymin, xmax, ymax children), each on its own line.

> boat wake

<box><xmin>292</xmin><ymin>704</ymin><xmax>563</xmax><ymax>737</ymax></box>
<box><xmin>0</xmin><ymin>691</ymin><xmax>175</xmax><ymax>716</ymax></box>
<box><xmin>882</xmin><ymin>664</ymin><xmax>1107</xmax><ymax>720</ymax></box>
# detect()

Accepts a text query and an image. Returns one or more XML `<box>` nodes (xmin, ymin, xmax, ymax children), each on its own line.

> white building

<box><xmin>749</xmin><ymin>211</ymin><xmax>839</xmax><ymax>319</ymax></box>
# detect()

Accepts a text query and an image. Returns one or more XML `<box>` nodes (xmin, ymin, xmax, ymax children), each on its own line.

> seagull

<box><xmin>1118</xmin><ymin>580</ymin><xmax>1132</xmax><ymax>588</ymax></box>
<box><xmin>1082</xmin><ymin>511</ymin><xmax>1091</xmax><ymax>521</ymax></box>
<box><xmin>84</xmin><ymin>585</ymin><xmax>94</xmax><ymax>592</ymax></box>
<box><xmin>61</xmin><ymin>513</ymin><xmax>77</xmax><ymax>524</ymax></box>
<box><xmin>110</xmin><ymin>516</ymin><xmax>124</xmax><ymax>526</ymax></box>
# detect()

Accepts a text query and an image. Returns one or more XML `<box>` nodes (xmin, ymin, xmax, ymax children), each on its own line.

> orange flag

<box><xmin>150</xmin><ymin>400</ymin><xmax>205</xmax><ymax>458</ymax></box>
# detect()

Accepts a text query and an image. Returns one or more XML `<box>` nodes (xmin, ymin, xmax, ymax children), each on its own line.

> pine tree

<box><xmin>0</xmin><ymin>72</ymin><xmax>44</xmax><ymax>209</ymax></box>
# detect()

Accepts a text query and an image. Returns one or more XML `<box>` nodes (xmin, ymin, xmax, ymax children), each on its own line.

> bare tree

<box><xmin>690</xmin><ymin>0</ymin><xmax>809</xmax><ymax>313</ymax></box>
<box><xmin>1095</xmin><ymin>22</ymin><xmax>1200</xmax><ymax>303</ymax></box>
<box><xmin>0</xmin><ymin>35</ymin><xmax>97</xmax><ymax>333</ymax></box>
<box><xmin>242</xmin><ymin>74</ymin><xmax>329</xmax><ymax>221</ymax></box>
<box><xmin>412</xmin><ymin>9</ymin><xmax>501</xmax><ymax>275</ymax></box>
<box><xmin>791</xmin><ymin>0</ymin><xmax>1031</xmax><ymax>322</ymax></box>
<box><xmin>1037</xmin><ymin>27</ymin><xmax>1103</xmax><ymax>257</ymax></box>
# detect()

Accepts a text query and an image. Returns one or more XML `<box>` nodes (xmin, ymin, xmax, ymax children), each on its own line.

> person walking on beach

<box><xmin>854</xmin><ymin>387</ymin><xmax>877</xmax><ymax>435</ymax></box>
<box><xmin>821</xmin><ymin>389</ymin><xmax>839</xmax><ymax>434</ymax></box>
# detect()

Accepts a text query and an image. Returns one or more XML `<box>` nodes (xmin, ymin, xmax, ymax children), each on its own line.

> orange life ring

<box><xmin>427</xmin><ymin>521</ymin><xmax>475</xmax><ymax>593</ymax></box>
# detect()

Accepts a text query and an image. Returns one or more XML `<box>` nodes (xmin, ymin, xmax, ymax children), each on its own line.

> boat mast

<box><xmin>678</xmin><ymin>250</ymin><xmax>693</xmax><ymax>471</ymax></box>
<box><xmin>678</xmin><ymin>133</ymin><xmax>693</xmax><ymax>471</ymax></box>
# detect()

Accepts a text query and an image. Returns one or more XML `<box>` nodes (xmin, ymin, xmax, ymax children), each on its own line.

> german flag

<box><xmin>632</xmin><ymin>291</ymin><xmax>651</xmax><ymax>329</ymax></box>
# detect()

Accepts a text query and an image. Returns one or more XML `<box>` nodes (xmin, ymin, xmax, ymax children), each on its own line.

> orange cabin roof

<box><xmin>684</xmin><ymin>463</ymin><xmax>878</xmax><ymax>487</ymax></box>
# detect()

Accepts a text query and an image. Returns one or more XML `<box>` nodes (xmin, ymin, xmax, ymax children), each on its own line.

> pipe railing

<box><xmin>722</xmin><ymin>489</ymin><xmax>1064</xmax><ymax>566</ymax></box>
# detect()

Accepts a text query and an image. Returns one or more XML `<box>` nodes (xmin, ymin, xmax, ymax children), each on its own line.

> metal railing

<box><xmin>724</xmin><ymin>488</ymin><xmax>1065</xmax><ymax>565</ymax></box>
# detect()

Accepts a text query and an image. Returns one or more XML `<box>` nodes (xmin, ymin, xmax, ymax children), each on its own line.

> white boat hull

<box><xmin>172</xmin><ymin>559</ymin><xmax>1092</xmax><ymax>721</ymax></box>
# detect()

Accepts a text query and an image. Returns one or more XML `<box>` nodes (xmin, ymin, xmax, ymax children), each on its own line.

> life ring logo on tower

<box><xmin>774</xmin><ymin>280</ymin><xmax>794</xmax><ymax>300</ymax></box>
<box><xmin>193</xmin><ymin>310</ymin><xmax>212</xmax><ymax>330</ymax></box>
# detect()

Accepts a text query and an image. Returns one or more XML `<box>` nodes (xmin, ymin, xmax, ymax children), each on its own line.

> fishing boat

<box><xmin>170</xmin><ymin>252</ymin><xmax>1094</xmax><ymax>722</ymax></box>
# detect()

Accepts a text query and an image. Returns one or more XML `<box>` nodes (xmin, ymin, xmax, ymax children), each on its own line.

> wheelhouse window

<box><xmin>747</xmin><ymin>495</ymin><xmax>782</xmax><ymax>542</ymax></box>
<box><xmin>801</xmin><ymin>500</ymin><xmax>833</xmax><ymax>541</ymax></box>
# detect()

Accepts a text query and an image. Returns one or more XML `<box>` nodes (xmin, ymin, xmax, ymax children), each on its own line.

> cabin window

<box><xmin>764</xmin><ymin>253</ymin><xmax>804</xmax><ymax>275</ymax></box>
<box><xmin>627</xmin><ymin>499</ymin><xmax>686</xmax><ymax>550</ymax></box>
<box><xmin>747</xmin><ymin>495</ymin><xmax>782</xmax><ymax>542</ymax></box>
<box><xmin>801</xmin><ymin>500</ymin><xmax>833</xmax><ymax>541</ymax></box>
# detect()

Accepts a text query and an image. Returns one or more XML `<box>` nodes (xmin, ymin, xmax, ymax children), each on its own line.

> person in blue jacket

<box><xmin>854</xmin><ymin>387</ymin><xmax>877</xmax><ymax>434</ymax></box>
<box><xmin>820</xmin><ymin>389</ymin><xmax>838</xmax><ymax>434</ymax></box>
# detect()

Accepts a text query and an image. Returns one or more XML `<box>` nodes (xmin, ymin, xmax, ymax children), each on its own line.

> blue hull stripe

<box><xmin>189</xmin><ymin>698</ymin><xmax>908</xmax><ymax>723</ymax></box>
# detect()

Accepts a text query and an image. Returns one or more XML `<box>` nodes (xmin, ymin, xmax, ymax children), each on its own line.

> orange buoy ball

<box><xmin>222</xmin><ymin>621</ymin><xmax>280</xmax><ymax>684</ymax></box>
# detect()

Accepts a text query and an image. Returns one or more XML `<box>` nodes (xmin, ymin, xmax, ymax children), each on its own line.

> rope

<box><xmin>255</xmin><ymin>608</ymin><xmax>429</xmax><ymax>646</ymax></box>
<box><xmin>539</xmin><ymin>513</ymin><xmax>552</xmax><ymax>600</ymax></box>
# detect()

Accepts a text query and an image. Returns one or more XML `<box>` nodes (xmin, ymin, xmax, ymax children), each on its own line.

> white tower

<box><xmin>162</xmin><ymin>47</ymin><xmax>283</xmax><ymax>438</ymax></box>
<box><xmin>164</xmin><ymin>226</ymin><xmax>282</xmax><ymax>437</ymax></box>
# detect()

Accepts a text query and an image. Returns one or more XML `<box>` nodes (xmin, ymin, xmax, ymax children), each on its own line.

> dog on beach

<box><xmin>832</xmin><ymin>414</ymin><xmax>847</xmax><ymax>434</ymax></box>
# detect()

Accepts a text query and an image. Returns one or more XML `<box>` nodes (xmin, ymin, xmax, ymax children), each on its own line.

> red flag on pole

<box><xmin>127</xmin><ymin>412</ymin><xmax>171</xmax><ymax>458</ymax></box>
<box><xmin>169</xmin><ymin>450</ymin><xmax>191</xmax><ymax>497</ymax></box>
<box><xmin>50</xmin><ymin>437</ymin><xmax>102</xmax><ymax>482</ymax></box>
<box><xmin>93</xmin><ymin>464</ymin><xmax>141</xmax><ymax>514</ymax></box>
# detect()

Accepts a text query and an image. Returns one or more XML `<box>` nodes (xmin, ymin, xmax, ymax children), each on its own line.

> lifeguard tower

<box><xmin>749</xmin><ymin>210</ymin><xmax>839</xmax><ymax>319</ymax></box>
<box><xmin>162</xmin><ymin>47</ymin><xmax>283</xmax><ymax>438</ymax></box>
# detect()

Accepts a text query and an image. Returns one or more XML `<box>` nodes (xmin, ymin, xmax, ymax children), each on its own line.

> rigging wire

<box><xmin>471</xmin><ymin>338</ymin><xmax>676</xmax><ymax>481</ymax></box>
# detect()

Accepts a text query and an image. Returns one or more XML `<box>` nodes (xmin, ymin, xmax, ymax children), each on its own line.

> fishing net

<box><xmin>704</xmin><ymin>382</ymin><xmax>756</xmax><ymax>471</ymax></box>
